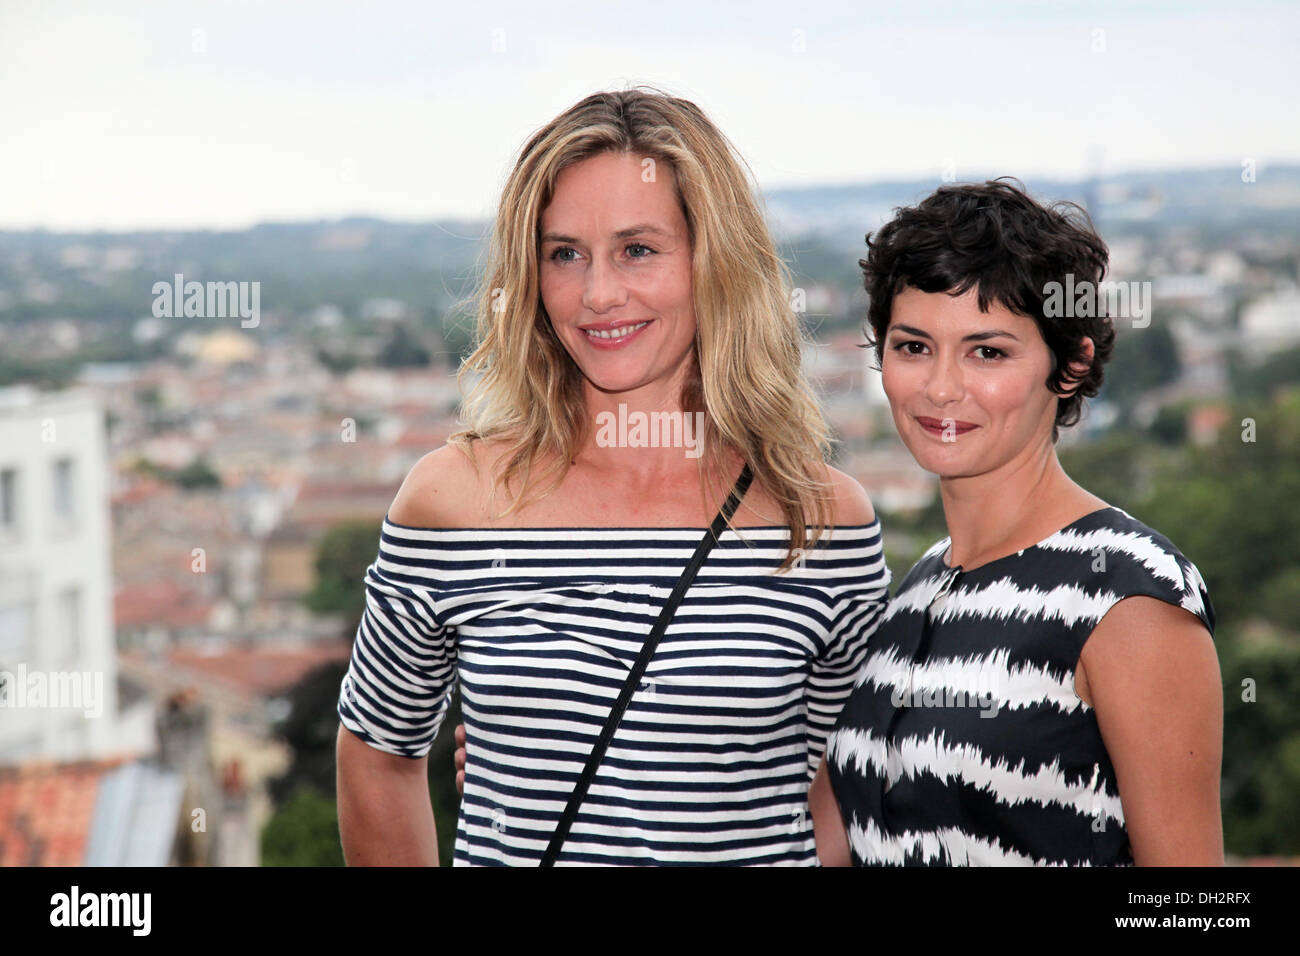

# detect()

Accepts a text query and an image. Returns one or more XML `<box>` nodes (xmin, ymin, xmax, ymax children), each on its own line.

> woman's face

<box><xmin>881</xmin><ymin>285</ymin><xmax>1069</xmax><ymax>479</ymax></box>
<box><xmin>538</xmin><ymin>150</ymin><xmax>697</xmax><ymax>400</ymax></box>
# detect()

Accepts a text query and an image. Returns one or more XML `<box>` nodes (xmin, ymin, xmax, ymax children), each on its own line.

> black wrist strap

<box><xmin>539</xmin><ymin>462</ymin><xmax>754</xmax><ymax>866</ymax></box>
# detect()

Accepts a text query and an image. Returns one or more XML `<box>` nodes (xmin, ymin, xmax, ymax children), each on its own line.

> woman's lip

<box><xmin>579</xmin><ymin>320</ymin><xmax>652</xmax><ymax>349</ymax></box>
<box><xmin>916</xmin><ymin>416</ymin><xmax>979</xmax><ymax>433</ymax></box>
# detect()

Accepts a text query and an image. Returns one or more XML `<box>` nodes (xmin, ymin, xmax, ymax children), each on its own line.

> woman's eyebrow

<box><xmin>540</xmin><ymin>223</ymin><xmax>673</xmax><ymax>244</ymax></box>
<box><xmin>612</xmin><ymin>223</ymin><xmax>672</xmax><ymax>239</ymax></box>
<box><xmin>889</xmin><ymin>324</ymin><xmax>1021</xmax><ymax>343</ymax></box>
<box><xmin>962</xmin><ymin>329</ymin><xmax>1021</xmax><ymax>342</ymax></box>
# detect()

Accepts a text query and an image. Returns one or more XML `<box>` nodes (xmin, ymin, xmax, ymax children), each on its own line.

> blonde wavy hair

<box><xmin>448</xmin><ymin>85</ymin><xmax>837</xmax><ymax>569</ymax></box>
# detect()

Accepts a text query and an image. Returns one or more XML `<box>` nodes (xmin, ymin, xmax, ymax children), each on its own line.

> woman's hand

<box><xmin>454</xmin><ymin>723</ymin><xmax>466</xmax><ymax>796</ymax></box>
<box><xmin>1077</xmin><ymin>595</ymin><xmax>1224</xmax><ymax>865</ymax></box>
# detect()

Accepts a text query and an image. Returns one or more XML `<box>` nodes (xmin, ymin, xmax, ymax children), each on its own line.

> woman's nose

<box><xmin>923</xmin><ymin>353</ymin><xmax>964</xmax><ymax>407</ymax></box>
<box><xmin>582</xmin><ymin>256</ymin><xmax>628</xmax><ymax>314</ymax></box>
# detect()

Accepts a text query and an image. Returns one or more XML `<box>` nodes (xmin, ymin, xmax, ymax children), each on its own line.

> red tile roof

<box><xmin>111</xmin><ymin>476</ymin><xmax>172</xmax><ymax>507</ymax></box>
<box><xmin>114</xmin><ymin>579</ymin><xmax>214</xmax><ymax>630</ymax></box>
<box><xmin>150</xmin><ymin>642</ymin><xmax>352</xmax><ymax>697</ymax></box>
<box><xmin>295</xmin><ymin>480</ymin><xmax>396</xmax><ymax>501</ymax></box>
<box><xmin>0</xmin><ymin>758</ymin><xmax>128</xmax><ymax>866</ymax></box>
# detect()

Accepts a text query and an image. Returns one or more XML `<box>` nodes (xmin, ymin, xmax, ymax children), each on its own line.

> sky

<box><xmin>1</xmin><ymin>0</ymin><xmax>1297</xmax><ymax>231</ymax></box>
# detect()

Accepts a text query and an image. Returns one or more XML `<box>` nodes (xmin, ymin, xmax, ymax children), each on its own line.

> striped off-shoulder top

<box><xmin>338</xmin><ymin>516</ymin><xmax>890</xmax><ymax>866</ymax></box>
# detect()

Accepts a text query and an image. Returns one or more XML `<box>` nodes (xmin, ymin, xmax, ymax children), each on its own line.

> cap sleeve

<box><xmin>1070</xmin><ymin>517</ymin><xmax>1216</xmax><ymax>667</ymax></box>
<box><xmin>337</xmin><ymin>521</ymin><xmax>458</xmax><ymax>758</ymax></box>
<box><xmin>803</xmin><ymin>523</ymin><xmax>892</xmax><ymax>779</ymax></box>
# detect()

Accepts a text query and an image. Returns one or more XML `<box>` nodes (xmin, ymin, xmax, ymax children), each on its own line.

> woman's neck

<box><xmin>937</xmin><ymin>443</ymin><xmax>1103</xmax><ymax>570</ymax></box>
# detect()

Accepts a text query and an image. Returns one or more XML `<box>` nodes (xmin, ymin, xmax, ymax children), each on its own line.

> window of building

<box><xmin>0</xmin><ymin>600</ymin><xmax>35</xmax><ymax>667</ymax></box>
<box><xmin>52</xmin><ymin>457</ymin><xmax>76</xmax><ymax>523</ymax></box>
<box><xmin>56</xmin><ymin>586</ymin><xmax>81</xmax><ymax>663</ymax></box>
<box><xmin>0</xmin><ymin>467</ymin><xmax>17</xmax><ymax>537</ymax></box>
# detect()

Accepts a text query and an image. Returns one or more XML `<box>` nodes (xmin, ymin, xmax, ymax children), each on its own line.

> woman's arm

<box><xmin>809</xmin><ymin>760</ymin><xmax>852</xmax><ymax>866</ymax></box>
<box><xmin>804</xmin><ymin>467</ymin><xmax>880</xmax><ymax>867</ymax></box>
<box><xmin>337</xmin><ymin>725</ymin><xmax>441</xmax><ymax>865</ymax></box>
<box><xmin>337</xmin><ymin>445</ymin><xmax>470</xmax><ymax>865</ymax></box>
<box><xmin>1076</xmin><ymin>595</ymin><xmax>1224</xmax><ymax>865</ymax></box>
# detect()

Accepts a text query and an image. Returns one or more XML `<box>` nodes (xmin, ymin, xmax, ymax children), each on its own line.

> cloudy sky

<box><xmin>1</xmin><ymin>0</ymin><xmax>1297</xmax><ymax>230</ymax></box>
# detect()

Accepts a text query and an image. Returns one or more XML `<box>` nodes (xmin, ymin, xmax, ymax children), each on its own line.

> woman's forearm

<box><xmin>810</xmin><ymin>760</ymin><xmax>852</xmax><ymax>866</ymax></box>
<box><xmin>337</xmin><ymin>724</ymin><xmax>441</xmax><ymax>866</ymax></box>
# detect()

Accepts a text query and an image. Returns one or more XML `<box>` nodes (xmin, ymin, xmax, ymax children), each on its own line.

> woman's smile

<box><xmin>578</xmin><ymin>319</ymin><xmax>654</xmax><ymax>348</ymax></box>
<box><xmin>914</xmin><ymin>415</ymin><xmax>980</xmax><ymax>438</ymax></box>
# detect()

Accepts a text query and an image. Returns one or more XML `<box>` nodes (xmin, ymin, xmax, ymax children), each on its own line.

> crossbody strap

<box><xmin>539</xmin><ymin>462</ymin><xmax>755</xmax><ymax>866</ymax></box>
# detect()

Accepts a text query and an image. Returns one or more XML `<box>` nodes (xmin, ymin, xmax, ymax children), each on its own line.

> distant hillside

<box><xmin>763</xmin><ymin>163</ymin><xmax>1300</xmax><ymax>241</ymax></box>
<box><xmin>2</xmin><ymin>165</ymin><xmax>1297</xmax><ymax>326</ymax></box>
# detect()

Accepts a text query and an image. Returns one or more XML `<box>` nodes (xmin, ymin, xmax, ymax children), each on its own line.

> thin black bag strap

<box><xmin>539</xmin><ymin>462</ymin><xmax>754</xmax><ymax>866</ymax></box>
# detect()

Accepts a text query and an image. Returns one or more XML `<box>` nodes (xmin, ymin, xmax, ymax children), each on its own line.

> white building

<box><xmin>0</xmin><ymin>385</ymin><xmax>153</xmax><ymax>762</ymax></box>
<box><xmin>1239</xmin><ymin>286</ymin><xmax>1300</xmax><ymax>360</ymax></box>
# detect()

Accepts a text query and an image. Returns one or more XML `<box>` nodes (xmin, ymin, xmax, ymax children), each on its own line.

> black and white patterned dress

<box><xmin>825</xmin><ymin>505</ymin><xmax>1215</xmax><ymax>866</ymax></box>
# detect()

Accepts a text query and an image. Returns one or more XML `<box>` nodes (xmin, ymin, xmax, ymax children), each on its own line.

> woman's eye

<box><xmin>974</xmin><ymin>346</ymin><xmax>1006</xmax><ymax>361</ymax></box>
<box><xmin>893</xmin><ymin>340</ymin><xmax>926</xmax><ymax>355</ymax></box>
<box><xmin>626</xmin><ymin>243</ymin><xmax>654</xmax><ymax>258</ymax></box>
<box><xmin>549</xmin><ymin>246</ymin><xmax>578</xmax><ymax>262</ymax></box>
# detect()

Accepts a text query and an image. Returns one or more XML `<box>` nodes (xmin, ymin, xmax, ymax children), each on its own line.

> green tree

<box><xmin>268</xmin><ymin>660</ymin><xmax>351</xmax><ymax>805</ymax></box>
<box><xmin>1102</xmin><ymin>320</ymin><xmax>1180</xmax><ymax>416</ymax></box>
<box><xmin>287</xmin><ymin>518</ymin><xmax>463</xmax><ymax>864</ymax></box>
<box><xmin>1065</xmin><ymin>390</ymin><xmax>1300</xmax><ymax>855</ymax></box>
<box><xmin>268</xmin><ymin>658</ymin><xmax>464</xmax><ymax>866</ymax></box>
<box><xmin>1218</xmin><ymin>632</ymin><xmax>1300</xmax><ymax>855</ymax></box>
<box><xmin>1229</xmin><ymin>344</ymin><xmax>1300</xmax><ymax>400</ymax></box>
<box><xmin>261</xmin><ymin>787</ymin><xmax>346</xmax><ymax>866</ymax></box>
<box><xmin>316</xmin><ymin>347</ymin><xmax>358</xmax><ymax>375</ymax></box>
<box><xmin>1148</xmin><ymin>402</ymin><xmax>1189</xmax><ymax>446</ymax></box>
<box><xmin>377</xmin><ymin>323</ymin><xmax>431</xmax><ymax>368</ymax></box>
<box><xmin>175</xmin><ymin>456</ymin><xmax>221</xmax><ymax>490</ymax></box>
<box><xmin>304</xmin><ymin>520</ymin><xmax>383</xmax><ymax>629</ymax></box>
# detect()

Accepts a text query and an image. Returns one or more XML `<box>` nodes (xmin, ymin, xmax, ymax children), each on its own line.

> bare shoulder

<box><xmin>825</xmin><ymin>465</ymin><xmax>877</xmax><ymax>526</ymax></box>
<box><xmin>1079</xmin><ymin>595</ymin><xmax>1218</xmax><ymax>697</ymax></box>
<box><xmin>388</xmin><ymin>439</ymin><xmax>492</xmax><ymax>529</ymax></box>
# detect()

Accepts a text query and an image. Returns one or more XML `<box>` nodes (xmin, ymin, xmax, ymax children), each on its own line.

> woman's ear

<box><xmin>1059</xmin><ymin>337</ymin><xmax>1096</xmax><ymax>398</ymax></box>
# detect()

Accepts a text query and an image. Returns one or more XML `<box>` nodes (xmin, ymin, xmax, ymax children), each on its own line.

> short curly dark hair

<box><xmin>859</xmin><ymin>177</ymin><xmax>1116</xmax><ymax>442</ymax></box>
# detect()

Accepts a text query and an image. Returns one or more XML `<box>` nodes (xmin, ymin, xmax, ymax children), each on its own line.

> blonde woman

<box><xmin>335</xmin><ymin>88</ymin><xmax>891</xmax><ymax>865</ymax></box>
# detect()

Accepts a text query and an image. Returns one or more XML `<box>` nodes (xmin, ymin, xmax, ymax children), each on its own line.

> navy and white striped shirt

<box><xmin>337</xmin><ymin>516</ymin><xmax>890</xmax><ymax>865</ymax></box>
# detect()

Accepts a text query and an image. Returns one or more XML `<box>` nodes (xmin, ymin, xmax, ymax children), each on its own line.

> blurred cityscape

<box><xmin>1</xmin><ymin>165</ymin><xmax>1298</xmax><ymax>865</ymax></box>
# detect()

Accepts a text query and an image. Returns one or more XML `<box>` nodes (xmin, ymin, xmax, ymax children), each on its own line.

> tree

<box><xmin>1061</xmin><ymin>391</ymin><xmax>1300</xmax><ymax>856</ymax></box>
<box><xmin>304</xmin><ymin>520</ymin><xmax>383</xmax><ymax>631</ymax></box>
<box><xmin>377</xmin><ymin>323</ymin><xmax>431</xmax><ymax>368</ymax></box>
<box><xmin>175</xmin><ymin>456</ymin><xmax>221</xmax><ymax>490</ymax></box>
<box><xmin>261</xmin><ymin>787</ymin><xmax>346</xmax><ymax>866</ymax></box>
<box><xmin>1101</xmin><ymin>320</ymin><xmax>1180</xmax><ymax>414</ymax></box>
<box><xmin>1218</xmin><ymin>632</ymin><xmax>1300</xmax><ymax>855</ymax></box>
<box><xmin>268</xmin><ymin>662</ymin><xmax>464</xmax><ymax>866</ymax></box>
<box><xmin>1229</xmin><ymin>345</ymin><xmax>1300</xmax><ymax>400</ymax></box>
<box><xmin>315</xmin><ymin>347</ymin><xmax>358</xmax><ymax>376</ymax></box>
<box><xmin>268</xmin><ymin>660</ymin><xmax>351</xmax><ymax>805</ymax></box>
<box><xmin>284</xmin><ymin>519</ymin><xmax>464</xmax><ymax>864</ymax></box>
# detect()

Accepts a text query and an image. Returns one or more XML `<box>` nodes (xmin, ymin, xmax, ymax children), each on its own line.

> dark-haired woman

<box><xmin>810</xmin><ymin>179</ymin><xmax>1223</xmax><ymax>866</ymax></box>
